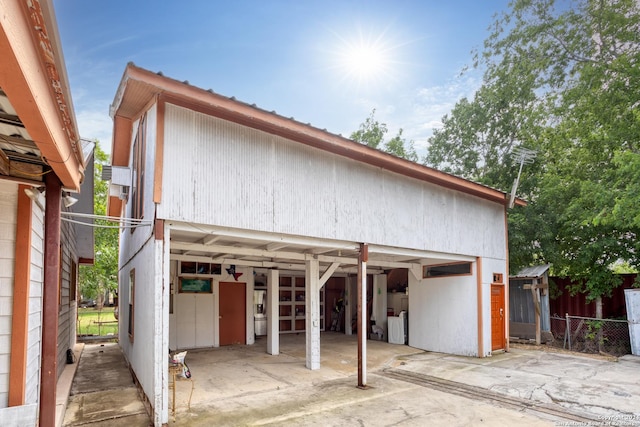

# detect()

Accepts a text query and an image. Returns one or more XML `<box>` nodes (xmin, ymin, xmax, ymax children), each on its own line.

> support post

<box><xmin>305</xmin><ymin>258</ymin><xmax>320</xmax><ymax>370</ymax></box>
<box><xmin>357</xmin><ymin>243</ymin><xmax>368</xmax><ymax>388</ymax></box>
<box><xmin>9</xmin><ymin>185</ymin><xmax>33</xmax><ymax>406</ymax></box>
<box><xmin>40</xmin><ymin>174</ymin><xmax>62</xmax><ymax>427</ymax></box>
<box><xmin>267</xmin><ymin>269</ymin><xmax>280</xmax><ymax>355</ymax></box>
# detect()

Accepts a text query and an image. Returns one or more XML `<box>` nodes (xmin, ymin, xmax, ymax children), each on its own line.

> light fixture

<box><xmin>62</xmin><ymin>192</ymin><xmax>78</xmax><ymax>208</ymax></box>
<box><xmin>24</xmin><ymin>186</ymin><xmax>45</xmax><ymax>200</ymax></box>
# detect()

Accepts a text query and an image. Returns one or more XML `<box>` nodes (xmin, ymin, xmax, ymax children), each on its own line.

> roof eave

<box><xmin>111</xmin><ymin>63</ymin><xmax>517</xmax><ymax>206</ymax></box>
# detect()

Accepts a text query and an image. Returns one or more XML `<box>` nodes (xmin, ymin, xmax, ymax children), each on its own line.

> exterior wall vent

<box><xmin>101</xmin><ymin>165</ymin><xmax>112</xmax><ymax>181</ymax></box>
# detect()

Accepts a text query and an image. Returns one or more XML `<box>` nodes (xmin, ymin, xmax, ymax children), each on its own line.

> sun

<box><xmin>343</xmin><ymin>40</ymin><xmax>387</xmax><ymax>80</ymax></box>
<box><xmin>329</xmin><ymin>27</ymin><xmax>399</xmax><ymax>87</ymax></box>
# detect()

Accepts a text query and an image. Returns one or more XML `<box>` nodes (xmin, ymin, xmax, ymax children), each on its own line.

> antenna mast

<box><xmin>509</xmin><ymin>147</ymin><xmax>537</xmax><ymax>209</ymax></box>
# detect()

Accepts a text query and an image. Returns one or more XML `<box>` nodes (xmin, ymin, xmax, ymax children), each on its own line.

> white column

<box><xmin>267</xmin><ymin>269</ymin><xmax>279</xmax><ymax>355</ymax></box>
<box><xmin>305</xmin><ymin>258</ymin><xmax>321</xmax><ymax>370</ymax></box>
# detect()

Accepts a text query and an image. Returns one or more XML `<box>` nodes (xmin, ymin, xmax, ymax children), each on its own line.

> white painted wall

<box><xmin>409</xmin><ymin>262</ymin><xmax>479</xmax><ymax>356</ymax></box>
<box><xmin>0</xmin><ymin>181</ymin><xmax>44</xmax><ymax>413</ymax></box>
<box><xmin>117</xmin><ymin>104</ymin><xmax>163</xmax><ymax>423</ymax></box>
<box><xmin>25</xmin><ymin>196</ymin><xmax>44</xmax><ymax>405</ymax></box>
<box><xmin>408</xmin><ymin>258</ymin><xmax>507</xmax><ymax>357</ymax></box>
<box><xmin>170</xmin><ymin>264</ymin><xmax>254</xmax><ymax>350</ymax></box>
<box><xmin>159</xmin><ymin>104</ymin><xmax>507</xmax><ymax>261</ymax></box>
<box><xmin>118</xmin><ymin>237</ymin><xmax>158</xmax><ymax>411</ymax></box>
<box><xmin>0</xmin><ymin>181</ymin><xmax>18</xmax><ymax>408</ymax></box>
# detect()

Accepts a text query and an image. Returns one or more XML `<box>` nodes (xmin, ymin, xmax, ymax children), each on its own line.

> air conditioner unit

<box><xmin>119</xmin><ymin>186</ymin><xmax>129</xmax><ymax>201</ymax></box>
<box><xmin>109</xmin><ymin>183</ymin><xmax>130</xmax><ymax>201</ymax></box>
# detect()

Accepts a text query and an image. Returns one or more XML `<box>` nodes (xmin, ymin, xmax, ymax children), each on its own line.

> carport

<box><xmin>166</xmin><ymin>220</ymin><xmax>473</xmax><ymax>382</ymax></box>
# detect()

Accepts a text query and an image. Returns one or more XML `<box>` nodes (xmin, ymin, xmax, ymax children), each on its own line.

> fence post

<box><xmin>565</xmin><ymin>313</ymin><xmax>572</xmax><ymax>351</ymax></box>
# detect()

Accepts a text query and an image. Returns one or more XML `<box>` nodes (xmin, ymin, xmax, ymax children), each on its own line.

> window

<box><xmin>423</xmin><ymin>262</ymin><xmax>472</xmax><ymax>278</ymax></box>
<box><xmin>131</xmin><ymin>114</ymin><xmax>147</xmax><ymax>223</ymax></box>
<box><xmin>128</xmin><ymin>269</ymin><xmax>135</xmax><ymax>341</ymax></box>
<box><xmin>179</xmin><ymin>261</ymin><xmax>221</xmax><ymax>276</ymax></box>
<box><xmin>493</xmin><ymin>273</ymin><xmax>503</xmax><ymax>283</ymax></box>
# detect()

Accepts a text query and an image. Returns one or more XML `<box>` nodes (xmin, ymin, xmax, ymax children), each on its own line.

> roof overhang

<box><xmin>110</xmin><ymin>63</ymin><xmax>526</xmax><ymax>215</ymax></box>
<box><xmin>0</xmin><ymin>0</ymin><xmax>84</xmax><ymax>190</ymax></box>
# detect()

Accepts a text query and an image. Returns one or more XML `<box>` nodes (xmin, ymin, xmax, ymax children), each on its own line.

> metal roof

<box><xmin>0</xmin><ymin>87</ymin><xmax>44</xmax><ymax>167</ymax></box>
<box><xmin>510</xmin><ymin>264</ymin><xmax>551</xmax><ymax>279</ymax></box>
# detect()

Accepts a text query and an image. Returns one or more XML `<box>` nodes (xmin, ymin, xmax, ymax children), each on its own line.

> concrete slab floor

<box><xmin>169</xmin><ymin>334</ymin><xmax>640</xmax><ymax>426</ymax></box>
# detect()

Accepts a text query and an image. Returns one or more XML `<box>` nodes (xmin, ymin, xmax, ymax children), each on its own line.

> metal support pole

<box><xmin>357</xmin><ymin>243</ymin><xmax>368</xmax><ymax>388</ymax></box>
<box><xmin>565</xmin><ymin>313</ymin><xmax>572</xmax><ymax>351</ymax></box>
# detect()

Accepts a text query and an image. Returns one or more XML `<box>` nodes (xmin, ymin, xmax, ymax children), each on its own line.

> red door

<box><xmin>491</xmin><ymin>284</ymin><xmax>505</xmax><ymax>351</ymax></box>
<box><xmin>219</xmin><ymin>282</ymin><xmax>246</xmax><ymax>345</ymax></box>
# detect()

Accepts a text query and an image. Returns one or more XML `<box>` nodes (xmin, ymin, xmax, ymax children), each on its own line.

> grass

<box><xmin>77</xmin><ymin>307</ymin><xmax>119</xmax><ymax>337</ymax></box>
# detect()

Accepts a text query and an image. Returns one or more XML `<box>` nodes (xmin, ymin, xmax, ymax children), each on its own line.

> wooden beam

<box><xmin>153</xmin><ymin>98</ymin><xmax>164</xmax><ymax>204</ymax></box>
<box><xmin>319</xmin><ymin>263</ymin><xmax>340</xmax><ymax>287</ymax></box>
<box><xmin>8</xmin><ymin>185</ymin><xmax>32</xmax><ymax>406</ymax></box>
<box><xmin>0</xmin><ymin>149</ymin><xmax>9</xmax><ymax>175</ymax></box>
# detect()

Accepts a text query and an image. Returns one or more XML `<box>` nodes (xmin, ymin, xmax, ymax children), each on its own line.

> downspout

<box><xmin>40</xmin><ymin>173</ymin><xmax>62</xmax><ymax>427</ymax></box>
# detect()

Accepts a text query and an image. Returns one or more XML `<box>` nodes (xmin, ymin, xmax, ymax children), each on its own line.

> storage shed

<box><xmin>509</xmin><ymin>264</ymin><xmax>551</xmax><ymax>344</ymax></box>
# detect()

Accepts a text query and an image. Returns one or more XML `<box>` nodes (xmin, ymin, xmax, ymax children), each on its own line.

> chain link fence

<box><xmin>550</xmin><ymin>315</ymin><xmax>631</xmax><ymax>356</ymax></box>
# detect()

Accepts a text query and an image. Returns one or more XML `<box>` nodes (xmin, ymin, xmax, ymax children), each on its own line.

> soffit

<box><xmin>0</xmin><ymin>87</ymin><xmax>47</xmax><ymax>181</ymax></box>
<box><xmin>168</xmin><ymin>222</ymin><xmax>474</xmax><ymax>274</ymax></box>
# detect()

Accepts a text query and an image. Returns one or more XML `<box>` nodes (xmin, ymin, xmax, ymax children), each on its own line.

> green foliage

<box><xmin>77</xmin><ymin>307</ymin><xmax>118</xmax><ymax>336</ymax></box>
<box><xmin>425</xmin><ymin>0</ymin><xmax>640</xmax><ymax>301</ymax></box>
<box><xmin>78</xmin><ymin>142</ymin><xmax>119</xmax><ymax>301</ymax></box>
<box><xmin>351</xmin><ymin>109</ymin><xmax>418</xmax><ymax>161</ymax></box>
<box><xmin>350</xmin><ymin>109</ymin><xmax>387</xmax><ymax>149</ymax></box>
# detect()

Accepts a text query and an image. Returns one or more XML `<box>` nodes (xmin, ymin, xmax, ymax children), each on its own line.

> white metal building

<box><xmin>108</xmin><ymin>63</ymin><xmax>519</xmax><ymax>426</ymax></box>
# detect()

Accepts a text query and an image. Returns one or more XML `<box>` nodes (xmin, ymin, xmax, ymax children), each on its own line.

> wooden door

<box><xmin>219</xmin><ymin>282</ymin><xmax>246</xmax><ymax>345</ymax></box>
<box><xmin>491</xmin><ymin>284</ymin><xmax>506</xmax><ymax>351</ymax></box>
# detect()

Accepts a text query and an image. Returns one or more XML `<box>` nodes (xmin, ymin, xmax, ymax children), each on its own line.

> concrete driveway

<box><xmin>63</xmin><ymin>334</ymin><xmax>640</xmax><ymax>426</ymax></box>
<box><xmin>169</xmin><ymin>334</ymin><xmax>640</xmax><ymax>426</ymax></box>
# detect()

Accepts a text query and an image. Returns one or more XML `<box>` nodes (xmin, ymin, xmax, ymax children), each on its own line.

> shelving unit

<box><xmin>278</xmin><ymin>276</ymin><xmax>324</xmax><ymax>333</ymax></box>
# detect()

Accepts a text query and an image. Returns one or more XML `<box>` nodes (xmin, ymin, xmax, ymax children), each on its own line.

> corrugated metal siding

<box><xmin>159</xmin><ymin>104</ymin><xmax>506</xmax><ymax>259</ymax></box>
<box><xmin>510</xmin><ymin>279</ymin><xmax>536</xmax><ymax>324</ymax></box>
<box><xmin>549</xmin><ymin>275</ymin><xmax>636</xmax><ymax>318</ymax></box>
<box><xmin>0</xmin><ymin>181</ymin><xmax>17</xmax><ymax>407</ymax></box>
<box><xmin>119</xmin><ymin>105</ymin><xmax>156</xmax><ymax>267</ymax></box>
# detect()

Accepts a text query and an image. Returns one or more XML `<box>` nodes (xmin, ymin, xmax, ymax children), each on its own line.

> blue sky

<box><xmin>54</xmin><ymin>0</ymin><xmax>511</xmax><ymax>157</ymax></box>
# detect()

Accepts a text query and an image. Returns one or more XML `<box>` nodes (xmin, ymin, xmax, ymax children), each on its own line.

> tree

<box><xmin>78</xmin><ymin>142</ymin><xmax>119</xmax><ymax>305</ymax></box>
<box><xmin>351</xmin><ymin>109</ymin><xmax>418</xmax><ymax>161</ymax></box>
<box><xmin>425</xmin><ymin>0</ymin><xmax>640</xmax><ymax>303</ymax></box>
<box><xmin>350</xmin><ymin>109</ymin><xmax>387</xmax><ymax>149</ymax></box>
